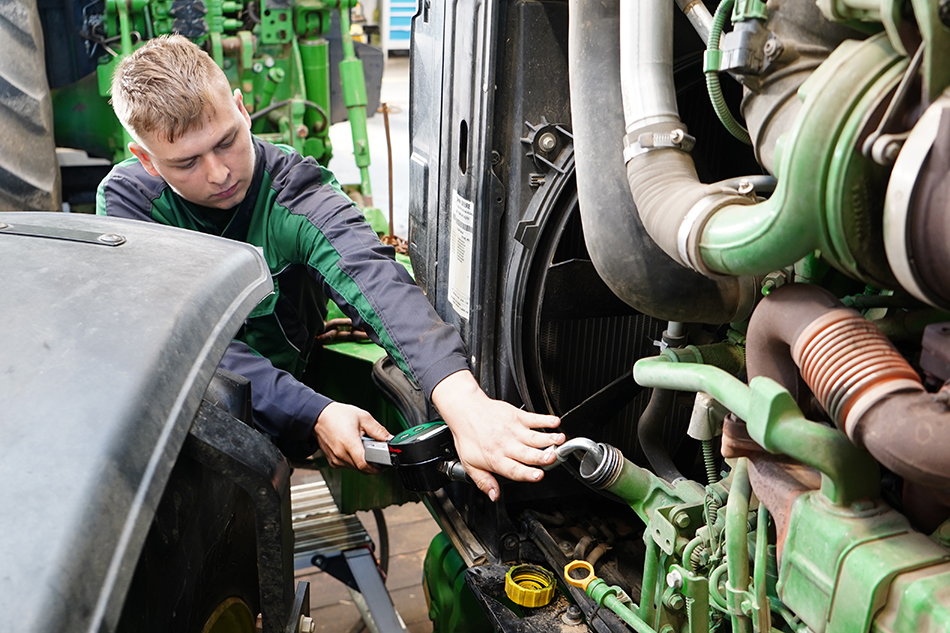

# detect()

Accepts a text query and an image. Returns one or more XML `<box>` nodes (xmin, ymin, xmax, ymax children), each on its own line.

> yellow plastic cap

<box><xmin>504</xmin><ymin>564</ymin><xmax>557</xmax><ymax>608</ymax></box>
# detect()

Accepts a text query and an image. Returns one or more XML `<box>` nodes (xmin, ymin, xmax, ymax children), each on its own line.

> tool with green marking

<box><xmin>362</xmin><ymin>422</ymin><xmax>470</xmax><ymax>492</ymax></box>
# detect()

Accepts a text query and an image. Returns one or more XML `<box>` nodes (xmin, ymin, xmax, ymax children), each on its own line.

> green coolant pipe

<box><xmin>633</xmin><ymin>356</ymin><xmax>879</xmax><ymax>506</ymax></box>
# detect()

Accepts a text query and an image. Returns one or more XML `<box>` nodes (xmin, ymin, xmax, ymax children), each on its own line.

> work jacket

<box><xmin>97</xmin><ymin>137</ymin><xmax>468</xmax><ymax>451</ymax></box>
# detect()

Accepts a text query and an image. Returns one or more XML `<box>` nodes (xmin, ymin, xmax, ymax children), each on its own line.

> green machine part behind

<box><xmin>53</xmin><ymin>0</ymin><xmax>379</xmax><ymax>213</ymax></box>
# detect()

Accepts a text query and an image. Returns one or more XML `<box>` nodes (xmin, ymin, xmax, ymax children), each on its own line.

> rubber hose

<box><xmin>567</xmin><ymin>0</ymin><xmax>753</xmax><ymax>324</ymax></box>
<box><xmin>637</xmin><ymin>387</ymin><xmax>684</xmax><ymax>482</ymax></box>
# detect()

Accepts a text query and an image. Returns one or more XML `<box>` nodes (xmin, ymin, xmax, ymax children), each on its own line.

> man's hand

<box><xmin>431</xmin><ymin>370</ymin><xmax>564</xmax><ymax>501</ymax></box>
<box><xmin>314</xmin><ymin>402</ymin><xmax>393</xmax><ymax>473</ymax></box>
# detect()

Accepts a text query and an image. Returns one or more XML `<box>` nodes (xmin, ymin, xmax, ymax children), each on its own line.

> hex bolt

<box><xmin>559</xmin><ymin>541</ymin><xmax>575</xmax><ymax>555</ymax></box>
<box><xmin>298</xmin><ymin>615</ymin><xmax>316</xmax><ymax>633</ymax></box>
<box><xmin>665</xmin><ymin>592</ymin><xmax>685</xmax><ymax>610</ymax></box>
<box><xmin>666</xmin><ymin>569</ymin><xmax>683</xmax><ymax>589</ymax></box>
<box><xmin>538</xmin><ymin>132</ymin><xmax>557</xmax><ymax>152</ymax></box>
<box><xmin>502</xmin><ymin>534</ymin><xmax>519</xmax><ymax>551</ymax></box>
<box><xmin>672</xmin><ymin>512</ymin><xmax>690</xmax><ymax>528</ymax></box>
<box><xmin>883</xmin><ymin>140</ymin><xmax>901</xmax><ymax>163</ymax></box>
<box><xmin>562</xmin><ymin>605</ymin><xmax>584</xmax><ymax>626</ymax></box>
<box><xmin>763</xmin><ymin>38</ymin><xmax>783</xmax><ymax>59</ymax></box>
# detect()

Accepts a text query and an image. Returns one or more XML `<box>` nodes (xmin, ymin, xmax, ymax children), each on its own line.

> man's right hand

<box><xmin>314</xmin><ymin>402</ymin><xmax>393</xmax><ymax>473</ymax></box>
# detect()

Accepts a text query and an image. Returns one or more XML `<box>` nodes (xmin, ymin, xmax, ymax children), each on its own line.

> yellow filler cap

<box><xmin>505</xmin><ymin>564</ymin><xmax>557</xmax><ymax>608</ymax></box>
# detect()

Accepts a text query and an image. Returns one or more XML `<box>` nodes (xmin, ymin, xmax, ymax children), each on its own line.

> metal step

<box><xmin>290</xmin><ymin>480</ymin><xmax>372</xmax><ymax>573</ymax></box>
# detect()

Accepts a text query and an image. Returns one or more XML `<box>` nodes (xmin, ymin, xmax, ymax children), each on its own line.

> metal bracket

<box><xmin>314</xmin><ymin>547</ymin><xmax>408</xmax><ymax>633</ymax></box>
<box><xmin>0</xmin><ymin>221</ymin><xmax>126</xmax><ymax>246</ymax></box>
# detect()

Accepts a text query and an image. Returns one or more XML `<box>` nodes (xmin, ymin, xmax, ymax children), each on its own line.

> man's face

<box><xmin>130</xmin><ymin>82</ymin><xmax>256</xmax><ymax>210</ymax></box>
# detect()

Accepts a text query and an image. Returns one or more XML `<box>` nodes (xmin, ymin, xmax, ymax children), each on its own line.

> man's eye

<box><xmin>178</xmin><ymin>160</ymin><xmax>197</xmax><ymax>169</ymax></box>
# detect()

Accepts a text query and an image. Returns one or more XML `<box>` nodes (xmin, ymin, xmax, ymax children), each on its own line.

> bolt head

<box><xmin>736</xmin><ymin>179</ymin><xmax>755</xmax><ymax>196</ymax></box>
<box><xmin>538</xmin><ymin>132</ymin><xmax>557</xmax><ymax>152</ymax></box>
<box><xmin>666</xmin><ymin>569</ymin><xmax>683</xmax><ymax>589</ymax></box>
<box><xmin>299</xmin><ymin>615</ymin><xmax>316</xmax><ymax>633</ymax></box>
<box><xmin>562</xmin><ymin>604</ymin><xmax>584</xmax><ymax>625</ymax></box>
<box><xmin>670</xmin><ymin>129</ymin><xmax>685</xmax><ymax>144</ymax></box>
<box><xmin>97</xmin><ymin>233</ymin><xmax>126</xmax><ymax>245</ymax></box>
<box><xmin>673</xmin><ymin>512</ymin><xmax>690</xmax><ymax>528</ymax></box>
<box><xmin>253</xmin><ymin>62</ymin><xmax>264</xmax><ymax>73</ymax></box>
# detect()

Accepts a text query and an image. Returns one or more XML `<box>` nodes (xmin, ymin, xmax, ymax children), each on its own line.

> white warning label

<box><xmin>448</xmin><ymin>190</ymin><xmax>474</xmax><ymax>319</ymax></box>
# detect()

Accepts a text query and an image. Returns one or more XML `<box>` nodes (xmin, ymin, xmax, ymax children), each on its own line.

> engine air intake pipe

<box><xmin>620</xmin><ymin>0</ymin><xmax>905</xmax><ymax>288</ymax></box>
<box><xmin>747</xmin><ymin>284</ymin><xmax>950</xmax><ymax>490</ymax></box>
<box><xmin>566</xmin><ymin>0</ymin><xmax>756</xmax><ymax>324</ymax></box>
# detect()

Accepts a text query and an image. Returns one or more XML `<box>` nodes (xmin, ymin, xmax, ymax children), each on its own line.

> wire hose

<box><xmin>702</xmin><ymin>439</ymin><xmax>720</xmax><ymax>484</ymax></box>
<box><xmin>706</xmin><ymin>0</ymin><xmax>752</xmax><ymax>145</ymax></box>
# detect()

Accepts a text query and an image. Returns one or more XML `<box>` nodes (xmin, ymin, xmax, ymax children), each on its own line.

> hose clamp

<box><xmin>677</xmin><ymin>194</ymin><xmax>751</xmax><ymax>274</ymax></box>
<box><xmin>624</xmin><ymin>128</ymin><xmax>696</xmax><ymax>163</ymax></box>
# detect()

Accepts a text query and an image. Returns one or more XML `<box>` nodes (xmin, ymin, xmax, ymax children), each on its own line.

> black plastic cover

<box><xmin>0</xmin><ymin>212</ymin><xmax>272</xmax><ymax>632</ymax></box>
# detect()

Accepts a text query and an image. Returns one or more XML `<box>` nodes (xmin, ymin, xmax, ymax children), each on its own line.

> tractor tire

<box><xmin>0</xmin><ymin>0</ymin><xmax>61</xmax><ymax>210</ymax></box>
<box><xmin>116</xmin><ymin>452</ymin><xmax>261</xmax><ymax>633</ymax></box>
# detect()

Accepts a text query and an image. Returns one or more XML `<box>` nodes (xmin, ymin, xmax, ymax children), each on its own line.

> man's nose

<box><xmin>206</xmin><ymin>154</ymin><xmax>229</xmax><ymax>185</ymax></box>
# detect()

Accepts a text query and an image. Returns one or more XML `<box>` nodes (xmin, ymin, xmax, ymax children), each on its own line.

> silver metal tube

<box><xmin>620</xmin><ymin>0</ymin><xmax>681</xmax><ymax>134</ymax></box>
<box><xmin>675</xmin><ymin>0</ymin><xmax>713</xmax><ymax>43</ymax></box>
<box><xmin>555</xmin><ymin>437</ymin><xmax>603</xmax><ymax>463</ymax></box>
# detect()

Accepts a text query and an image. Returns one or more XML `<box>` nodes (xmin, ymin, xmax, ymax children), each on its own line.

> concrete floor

<box><xmin>327</xmin><ymin>53</ymin><xmax>411</xmax><ymax>239</ymax></box>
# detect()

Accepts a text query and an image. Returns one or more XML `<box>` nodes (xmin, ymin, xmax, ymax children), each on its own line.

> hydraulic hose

<box><xmin>725</xmin><ymin>458</ymin><xmax>752</xmax><ymax>633</ymax></box>
<box><xmin>567</xmin><ymin>0</ymin><xmax>755</xmax><ymax>324</ymax></box>
<box><xmin>746</xmin><ymin>284</ymin><xmax>950</xmax><ymax>490</ymax></box>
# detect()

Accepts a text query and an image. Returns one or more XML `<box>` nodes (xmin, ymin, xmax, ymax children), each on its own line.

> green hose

<box><xmin>705</xmin><ymin>0</ymin><xmax>752</xmax><ymax>145</ymax></box>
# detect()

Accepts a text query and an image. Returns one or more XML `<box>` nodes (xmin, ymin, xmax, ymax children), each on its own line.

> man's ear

<box><xmin>234</xmin><ymin>89</ymin><xmax>252</xmax><ymax>128</ymax></box>
<box><xmin>128</xmin><ymin>142</ymin><xmax>161</xmax><ymax>178</ymax></box>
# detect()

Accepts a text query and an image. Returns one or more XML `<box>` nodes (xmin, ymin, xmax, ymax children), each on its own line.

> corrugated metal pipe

<box><xmin>567</xmin><ymin>0</ymin><xmax>756</xmax><ymax>324</ymax></box>
<box><xmin>746</xmin><ymin>284</ymin><xmax>950</xmax><ymax>490</ymax></box>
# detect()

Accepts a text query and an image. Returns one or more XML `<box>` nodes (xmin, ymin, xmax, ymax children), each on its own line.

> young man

<box><xmin>97</xmin><ymin>35</ymin><xmax>562</xmax><ymax>501</ymax></box>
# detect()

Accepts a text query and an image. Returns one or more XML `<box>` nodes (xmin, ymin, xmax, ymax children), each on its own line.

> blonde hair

<box><xmin>111</xmin><ymin>34</ymin><xmax>228</xmax><ymax>144</ymax></box>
